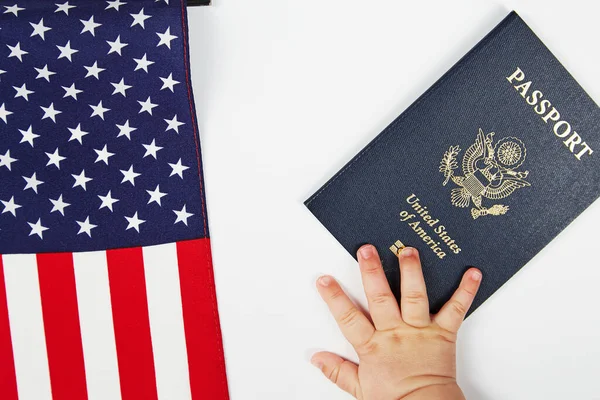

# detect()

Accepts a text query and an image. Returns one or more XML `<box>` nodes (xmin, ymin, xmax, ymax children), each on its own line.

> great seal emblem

<box><xmin>439</xmin><ymin>129</ymin><xmax>531</xmax><ymax>219</ymax></box>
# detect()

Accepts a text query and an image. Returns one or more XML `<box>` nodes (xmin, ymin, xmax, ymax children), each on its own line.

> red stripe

<box><xmin>37</xmin><ymin>253</ymin><xmax>88</xmax><ymax>400</ymax></box>
<box><xmin>106</xmin><ymin>247</ymin><xmax>158</xmax><ymax>400</ymax></box>
<box><xmin>0</xmin><ymin>256</ymin><xmax>18</xmax><ymax>400</ymax></box>
<box><xmin>177</xmin><ymin>239</ymin><xmax>229</xmax><ymax>399</ymax></box>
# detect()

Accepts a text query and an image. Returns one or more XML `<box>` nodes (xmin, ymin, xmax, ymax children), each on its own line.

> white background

<box><xmin>187</xmin><ymin>1</ymin><xmax>600</xmax><ymax>399</ymax></box>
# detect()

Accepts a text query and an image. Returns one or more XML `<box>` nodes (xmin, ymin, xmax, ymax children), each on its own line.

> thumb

<box><xmin>311</xmin><ymin>351</ymin><xmax>361</xmax><ymax>398</ymax></box>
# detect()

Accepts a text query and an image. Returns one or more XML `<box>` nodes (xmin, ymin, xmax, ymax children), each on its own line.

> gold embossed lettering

<box><xmin>542</xmin><ymin>107</ymin><xmax>561</xmax><ymax>124</ymax></box>
<box><xmin>399</xmin><ymin>195</ymin><xmax>462</xmax><ymax>259</ymax></box>
<box><xmin>408</xmin><ymin>221</ymin><xmax>420</xmax><ymax>230</ymax></box>
<box><xmin>507</xmin><ymin>67</ymin><xmax>593</xmax><ymax>160</ymax></box>
<box><xmin>553</xmin><ymin>121</ymin><xmax>572</xmax><ymax>138</ymax></box>
<box><xmin>575</xmin><ymin>143</ymin><xmax>594</xmax><ymax>160</ymax></box>
<box><xmin>514</xmin><ymin>81</ymin><xmax>532</xmax><ymax>97</ymax></box>
<box><xmin>535</xmin><ymin>99</ymin><xmax>551</xmax><ymax>115</ymax></box>
<box><xmin>526</xmin><ymin>90</ymin><xmax>544</xmax><ymax>105</ymax></box>
<box><xmin>563</xmin><ymin>131</ymin><xmax>582</xmax><ymax>150</ymax></box>
<box><xmin>507</xmin><ymin>68</ymin><xmax>525</xmax><ymax>83</ymax></box>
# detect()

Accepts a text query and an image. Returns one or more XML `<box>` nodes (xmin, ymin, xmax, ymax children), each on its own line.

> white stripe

<box><xmin>3</xmin><ymin>254</ymin><xmax>52</xmax><ymax>400</ymax></box>
<box><xmin>143</xmin><ymin>243</ymin><xmax>192</xmax><ymax>400</ymax></box>
<box><xmin>73</xmin><ymin>251</ymin><xmax>122</xmax><ymax>400</ymax></box>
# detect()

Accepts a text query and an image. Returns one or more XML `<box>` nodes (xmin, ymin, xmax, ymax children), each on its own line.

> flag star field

<box><xmin>0</xmin><ymin>0</ymin><xmax>208</xmax><ymax>254</ymax></box>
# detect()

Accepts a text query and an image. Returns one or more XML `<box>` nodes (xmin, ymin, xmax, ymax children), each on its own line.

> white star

<box><xmin>160</xmin><ymin>73</ymin><xmax>180</xmax><ymax>92</ymax></box>
<box><xmin>146</xmin><ymin>185</ymin><xmax>167</xmax><ymax>206</ymax></box>
<box><xmin>80</xmin><ymin>16</ymin><xmax>101</xmax><ymax>36</ymax></box>
<box><xmin>40</xmin><ymin>103</ymin><xmax>62</xmax><ymax>123</ymax></box>
<box><xmin>169</xmin><ymin>158</ymin><xmax>189</xmax><ymax>178</ymax></box>
<box><xmin>98</xmin><ymin>191</ymin><xmax>119</xmax><ymax>212</ymax></box>
<box><xmin>7</xmin><ymin>42</ymin><xmax>28</xmax><ymax>62</ymax></box>
<box><xmin>116</xmin><ymin>120</ymin><xmax>137</xmax><ymax>140</ymax></box>
<box><xmin>138</xmin><ymin>96</ymin><xmax>157</xmax><ymax>115</ymax></box>
<box><xmin>111</xmin><ymin>78</ymin><xmax>132</xmax><ymax>97</ymax></box>
<box><xmin>156</xmin><ymin>0</ymin><xmax>170</xmax><ymax>4</ymax></box>
<box><xmin>76</xmin><ymin>217</ymin><xmax>97</xmax><ymax>237</ymax></box>
<box><xmin>28</xmin><ymin>218</ymin><xmax>49</xmax><ymax>239</ymax></box>
<box><xmin>49</xmin><ymin>195</ymin><xmax>70</xmax><ymax>216</ymax></box>
<box><xmin>107</xmin><ymin>35</ymin><xmax>128</xmax><ymax>56</ymax></box>
<box><xmin>130</xmin><ymin>8</ymin><xmax>151</xmax><ymax>29</ymax></box>
<box><xmin>133</xmin><ymin>53</ymin><xmax>154</xmax><ymax>73</ymax></box>
<box><xmin>13</xmin><ymin>83</ymin><xmax>34</xmax><ymax>101</ymax></box>
<box><xmin>125</xmin><ymin>212</ymin><xmax>145</xmax><ymax>233</ymax></box>
<box><xmin>68</xmin><ymin>123</ymin><xmax>89</xmax><ymax>144</ymax></box>
<box><xmin>72</xmin><ymin>169</ymin><xmax>92</xmax><ymax>191</ymax></box>
<box><xmin>45</xmin><ymin>148</ymin><xmax>66</xmax><ymax>169</ymax></box>
<box><xmin>94</xmin><ymin>144</ymin><xmax>114</xmax><ymax>165</ymax></box>
<box><xmin>1</xmin><ymin>196</ymin><xmax>21</xmax><ymax>217</ymax></box>
<box><xmin>3</xmin><ymin>4</ymin><xmax>24</xmax><ymax>17</ymax></box>
<box><xmin>173</xmin><ymin>205</ymin><xmax>193</xmax><ymax>226</ymax></box>
<box><xmin>157</xmin><ymin>27</ymin><xmax>177</xmax><ymax>49</ymax></box>
<box><xmin>19</xmin><ymin>126</ymin><xmax>39</xmax><ymax>147</ymax></box>
<box><xmin>143</xmin><ymin>139</ymin><xmax>163</xmax><ymax>159</ymax></box>
<box><xmin>30</xmin><ymin>18</ymin><xmax>52</xmax><ymax>40</ymax></box>
<box><xmin>84</xmin><ymin>61</ymin><xmax>105</xmax><ymax>79</ymax></box>
<box><xmin>120</xmin><ymin>165</ymin><xmax>141</xmax><ymax>186</ymax></box>
<box><xmin>0</xmin><ymin>150</ymin><xmax>17</xmax><ymax>170</ymax></box>
<box><xmin>35</xmin><ymin>65</ymin><xmax>56</xmax><ymax>82</ymax></box>
<box><xmin>0</xmin><ymin>104</ymin><xmax>12</xmax><ymax>124</ymax></box>
<box><xmin>55</xmin><ymin>1</ymin><xmax>76</xmax><ymax>15</ymax></box>
<box><xmin>90</xmin><ymin>101</ymin><xmax>110</xmax><ymax>120</ymax></box>
<box><xmin>0</xmin><ymin>70</ymin><xmax>5</xmax><ymax>81</ymax></box>
<box><xmin>62</xmin><ymin>83</ymin><xmax>83</xmax><ymax>100</ymax></box>
<box><xmin>165</xmin><ymin>114</ymin><xmax>185</xmax><ymax>133</ymax></box>
<box><xmin>57</xmin><ymin>41</ymin><xmax>78</xmax><ymax>62</ymax></box>
<box><xmin>23</xmin><ymin>173</ymin><xmax>43</xmax><ymax>193</ymax></box>
<box><xmin>106</xmin><ymin>0</ymin><xmax>126</xmax><ymax>11</ymax></box>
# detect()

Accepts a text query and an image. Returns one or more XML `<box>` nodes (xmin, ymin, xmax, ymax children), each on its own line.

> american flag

<box><xmin>0</xmin><ymin>1</ymin><xmax>229</xmax><ymax>399</ymax></box>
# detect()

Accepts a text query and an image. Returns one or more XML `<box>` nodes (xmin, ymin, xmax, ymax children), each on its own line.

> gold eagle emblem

<box><xmin>439</xmin><ymin>129</ymin><xmax>531</xmax><ymax>219</ymax></box>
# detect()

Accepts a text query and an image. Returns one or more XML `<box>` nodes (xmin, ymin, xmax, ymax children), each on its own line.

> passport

<box><xmin>188</xmin><ymin>0</ymin><xmax>211</xmax><ymax>5</ymax></box>
<box><xmin>305</xmin><ymin>11</ymin><xmax>600</xmax><ymax>315</ymax></box>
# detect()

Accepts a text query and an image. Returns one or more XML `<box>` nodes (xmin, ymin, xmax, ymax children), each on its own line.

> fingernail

<box><xmin>317</xmin><ymin>276</ymin><xmax>332</xmax><ymax>287</ymax></box>
<box><xmin>400</xmin><ymin>247</ymin><xmax>416</xmax><ymax>258</ymax></box>
<box><xmin>358</xmin><ymin>245</ymin><xmax>374</xmax><ymax>259</ymax></box>
<box><xmin>471</xmin><ymin>270</ymin><xmax>482</xmax><ymax>282</ymax></box>
<box><xmin>311</xmin><ymin>359</ymin><xmax>323</xmax><ymax>369</ymax></box>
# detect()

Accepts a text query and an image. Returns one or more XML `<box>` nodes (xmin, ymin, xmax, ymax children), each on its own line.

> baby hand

<box><xmin>312</xmin><ymin>245</ymin><xmax>482</xmax><ymax>400</ymax></box>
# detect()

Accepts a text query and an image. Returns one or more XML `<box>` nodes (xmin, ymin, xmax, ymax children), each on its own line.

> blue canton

<box><xmin>0</xmin><ymin>0</ymin><xmax>208</xmax><ymax>253</ymax></box>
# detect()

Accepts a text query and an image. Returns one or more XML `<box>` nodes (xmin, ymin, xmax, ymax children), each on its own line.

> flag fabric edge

<box><xmin>177</xmin><ymin>1</ymin><xmax>230</xmax><ymax>398</ymax></box>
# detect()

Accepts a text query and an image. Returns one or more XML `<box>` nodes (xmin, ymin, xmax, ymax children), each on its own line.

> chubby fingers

<box><xmin>316</xmin><ymin>276</ymin><xmax>375</xmax><ymax>348</ymax></box>
<box><xmin>311</xmin><ymin>352</ymin><xmax>361</xmax><ymax>398</ymax></box>
<box><xmin>434</xmin><ymin>268</ymin><xmax>482</xmax><ymax>333</ymax></box>
<box><xmin>399</xmin><ymin>247</ymin><xmax>431</xmax><ymax>328</ymax></box>
<box><xmin>357</xmin><ymin>245</ymin><xmax>402</xmax><ymax>330</ymax></box>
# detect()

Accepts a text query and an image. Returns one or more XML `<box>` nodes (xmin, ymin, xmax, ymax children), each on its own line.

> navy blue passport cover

<box><xmin>305</xmin><ymin>11</ymin><xmax>600</xmax><ymax>315</ymax></box>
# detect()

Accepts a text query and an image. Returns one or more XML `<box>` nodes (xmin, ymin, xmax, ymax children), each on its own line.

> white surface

<box><xmin>187</xmin><ymin>1</ymin><xmax>600</xmax><ymax>399</ymax></box>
